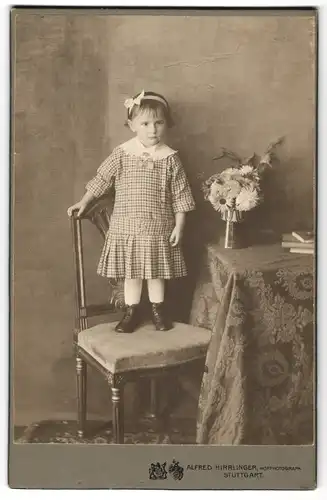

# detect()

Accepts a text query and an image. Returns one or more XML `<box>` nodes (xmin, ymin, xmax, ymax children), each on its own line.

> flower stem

<box><xmin>225</xmin><ymin>219</ymin><xmax>235</xmax><ymax>249</ymax></box>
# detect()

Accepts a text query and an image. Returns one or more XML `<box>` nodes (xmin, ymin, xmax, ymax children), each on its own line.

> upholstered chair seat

<box><xmin>78</xmin><ymin>322</ymin><xmax>211</xmax><ymax>374</ymax></box>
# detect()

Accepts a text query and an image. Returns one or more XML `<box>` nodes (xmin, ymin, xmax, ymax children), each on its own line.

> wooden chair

<box><xmin>70</xmin><ymin>197</ymin><xmax>211</xmax><ymax>443</ymax></box>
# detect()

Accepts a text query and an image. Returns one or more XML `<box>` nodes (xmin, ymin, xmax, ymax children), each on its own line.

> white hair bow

<box><xmin>124</xmin><ymin>90</ymin><xmax>145</xmax><ymax>111</ymax></box>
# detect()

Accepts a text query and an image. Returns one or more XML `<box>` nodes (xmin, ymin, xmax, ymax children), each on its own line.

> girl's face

<box><xmin>128</xmin><ymin>108</ymin><xmax>167</xmax><ymax>148</ymax></box>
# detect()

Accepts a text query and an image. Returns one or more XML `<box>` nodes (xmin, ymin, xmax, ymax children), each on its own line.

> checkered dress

<box><xmin>86</xmin><ymin>142</ymin><xmax>195</xmax><ymax>279</ymax></box>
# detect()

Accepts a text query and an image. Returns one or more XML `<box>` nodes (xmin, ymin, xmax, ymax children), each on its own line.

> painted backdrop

<box><xmin>13</xmin><ymin>11</ymin><xmax>315</xmax><ymax>425</ymax></box>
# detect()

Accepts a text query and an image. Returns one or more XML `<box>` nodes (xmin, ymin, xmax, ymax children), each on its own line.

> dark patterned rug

<box><xmin>14</xmin><ymin>418</ymin><xmax>196</xmax><ymax>445</ymax></box>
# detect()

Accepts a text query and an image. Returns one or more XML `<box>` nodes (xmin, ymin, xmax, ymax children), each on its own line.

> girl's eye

<box><xmin>142</xmin><ymin>122</ymin><xmax>148</xmax><ymax>126</ymax></box>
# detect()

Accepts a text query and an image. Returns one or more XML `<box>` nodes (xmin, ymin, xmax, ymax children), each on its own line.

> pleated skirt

<box><xmin>97</xmin><ymin>216</ymin><xmax>188</xmax><ymax>280</ymax></box>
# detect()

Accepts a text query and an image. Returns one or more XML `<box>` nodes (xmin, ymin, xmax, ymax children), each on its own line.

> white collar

<box><xmin>120</xmin><ymin>137</ymin><xmax>177</xmax><ymax>160</ymax></box>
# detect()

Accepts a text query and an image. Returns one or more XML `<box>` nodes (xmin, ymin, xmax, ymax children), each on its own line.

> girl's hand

<box><xmin>67</xmin><ymin>200</ymin><xmax>88</xmax><ymax>217</ymax></box>
<box><xmin>169</xmin><ymin>226</ymin><xmax>183</xmax><ymax>247</ymax></box>
<box><xmin>67</xmin><ymin>191</ymin><xmax>95</xmax><ymax>217</ymax></box>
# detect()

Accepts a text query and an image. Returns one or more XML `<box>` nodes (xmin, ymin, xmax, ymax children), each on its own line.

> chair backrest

<box><xmin>70</xmin><ymin>195</ymin><xmax>123</xmax><ymax>339</ymax></box>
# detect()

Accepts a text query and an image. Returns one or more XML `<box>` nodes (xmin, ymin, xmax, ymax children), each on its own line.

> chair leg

<box><xmin>111</xmin><ymin>386</ymin><xmax>124</xmax><ymax>443</ymax></box>
<box><xmin>141</xmin><ymin>379</ymin><xmax>164</xmax><ymax>434</ymax></box>
<box><xmin>149</xmin><ymin>378</ymin><xmax>159</xmax><ymax>419</ymax></box>
<box><xmin>161</xmin><ymin>374</ymin><xmax>182</xmax><ymax>423</ymax></box>
<box><xmin>76</xmin><ymin>356</ymin><xmax>87</xmax><ymax>438</ymax></box>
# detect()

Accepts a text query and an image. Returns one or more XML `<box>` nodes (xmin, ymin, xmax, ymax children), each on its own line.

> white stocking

<box><xmin>147</xmin><ymin>279</ymin><xmax>165</xmax><ymax>304</ymax></box>
<box><xmin>124</xmin><ymin>279</ymin><xmax>143</xmax><ymax>306</ymax></box>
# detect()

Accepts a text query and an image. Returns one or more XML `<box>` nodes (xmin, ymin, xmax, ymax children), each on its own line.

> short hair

<box><xmin>126</xmin><ymin>91</ymin><xmax>174</xmax><ymax>128</ymax></box>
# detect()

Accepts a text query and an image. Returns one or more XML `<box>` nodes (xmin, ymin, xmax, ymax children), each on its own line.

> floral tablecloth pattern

<box><xmin>190</xmin><ymin>244</ymin><xmax>314</xmax><ymax>445</ymax></box>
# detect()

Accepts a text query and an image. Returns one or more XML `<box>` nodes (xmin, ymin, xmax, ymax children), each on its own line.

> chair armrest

<box><xmin>71</xmin><ymin>197</ymin><xmax>112</xmax><ymax>239</ymax></box>
<box><xmin>70</xmin><ymin>195</ymin><xmax>113</xmax><ymax>219</ymax></box>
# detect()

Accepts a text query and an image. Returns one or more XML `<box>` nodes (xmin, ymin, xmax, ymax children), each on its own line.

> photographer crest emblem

<box><xmin>149</xmin><ymin>460</ymin><xmax>184</xmax><ymax>481</ymax></box>
<box><xmin>168</xmin><ymin>460</ymin><xmax>184</xmax><ymax>480</ymax></box>
<box><xmin>149</xmin><ymin>462</ymin><xmax>168</xmax><ymax>480</ymax></box>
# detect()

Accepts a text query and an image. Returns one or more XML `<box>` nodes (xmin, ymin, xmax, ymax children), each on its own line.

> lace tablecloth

<box><xmin>190</xmin><ymin>243</ymin><xmax>314</xmax><ymax>445</ymax></box>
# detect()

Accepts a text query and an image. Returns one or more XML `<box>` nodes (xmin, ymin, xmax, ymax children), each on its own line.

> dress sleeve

<box><xmin>169</xmin><ymin>153</ymin><xmax>196</xmax><ymax>213</ymax></box>
<box><xmin>86</xmin><ymin>147</ymin><xmax>121</xmax><ymax>198</ymax></box>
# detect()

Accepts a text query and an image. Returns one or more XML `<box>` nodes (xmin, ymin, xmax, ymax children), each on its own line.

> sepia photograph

<box><xmin>10</xmin><ymin>6</ymin><xmax>316</xmax><ymax>489</ymax></box>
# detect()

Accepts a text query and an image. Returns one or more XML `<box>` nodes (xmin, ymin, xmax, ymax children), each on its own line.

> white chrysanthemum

<box><xmin>223</xmin><ymin>167</ymin><xmax>240</xmax><ymax>175</ymax></box>
<box><xmin>208</xmin><ymin>183</ymin><xmax>229</xmax><ymax>213</ymax></box>
<box><xmin>211</xmin><ymin>196</ymin><xmax>229</xmax><ymax>213</ymax></box>
<box><xmin>215</xmin><ymin>201</ymin><xmax>229</xmax><ymax>214</ymax></box>
<box><xmin>225</xmin><ymin>179</ymin><xmax>242</xmax><ymax>198</ymax></box>
<box><xmin>220</xmin><ymin>167</ymin><xmax>241</xmax><ymax>181</ymax></box>
<box><xmin>208</xmin><ymin>180</ymin><xmax>222</xmax><ymax>201</ymax></box>
<box><xmin>235</xmin><ymin>187</ymin><xmax>260</xmax><ymax>211</ymax></box>
<box><xmin>240</xmin><ymin>165</ymin><xmax>254</xmax><ymax>175</ymax></box>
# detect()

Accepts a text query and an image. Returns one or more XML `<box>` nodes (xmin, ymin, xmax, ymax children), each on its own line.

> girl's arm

<box><xmin>67</xmin><ymin>190</ymin><xmax>95</xmax><ymax>217</ymax></box>
<box><xmin>68</xmin><ymin>147</ymin><xmax>121</xmax><ymax>217</ymax></box>
<box><xmin>169</xmin><ymin>154</ymin><xmax>195</xmax><ymax>246</ymax></box>
<box><xmin>175</xmin><ymin>212</ymin><xmax>186</xmax><ymax>232</ymax></box>
<box><xmin>169</xmin><ymin>212</ymin><xmax>186</xmax><ymax>247</ymax></box>
<box><xmin>170</xmin><ymin>154</ymin><xmax>195</xmax><ymax>214</ymax></box>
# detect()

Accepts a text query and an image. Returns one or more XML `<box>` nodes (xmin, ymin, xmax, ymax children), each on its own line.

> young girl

<box><xmin>68</xmin><ymin>90</ymin><xmax>195</xmax><ymax>333</ymax></box>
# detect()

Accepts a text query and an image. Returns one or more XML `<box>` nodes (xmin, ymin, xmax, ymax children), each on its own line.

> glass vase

<box><xmin>222</xmin><ymin>209</ymin><xmax>243</xmax><ymax>249</ymax></box>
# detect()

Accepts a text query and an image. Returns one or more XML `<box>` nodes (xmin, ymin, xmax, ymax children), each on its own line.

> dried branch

<box><xmin>259</xmin><ymin>136</ymin><xmax>285</xmax><ymax>170</ymax></box>
<box><xmin>244</xmin><ymin>153</ymin><xmax>260</xmax><ymax>168</ymax></box>
<box><xmin>213</xmin><ymin>147</ymin><xmax>243</xmax><ymax>164</ymax></box>
<box><xmin>211</xmin><ymin>137</ymin><xmax>285</xmax><ymax>177</ymax></box>
<box><xmin>265</xmin><ymin>136</ymin><xmax>285</xmax><ymax>154</ymax></box>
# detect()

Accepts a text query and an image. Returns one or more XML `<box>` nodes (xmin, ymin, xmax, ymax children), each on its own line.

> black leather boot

<box><xmin>115</xmin><ymin>305</ymin><xmax>141</xmax><ymax>333</ymax></box>
<box><xmin>151</xmin><ymin>302</ymin><xmax>171</xmax><ymax>331</ymax></box>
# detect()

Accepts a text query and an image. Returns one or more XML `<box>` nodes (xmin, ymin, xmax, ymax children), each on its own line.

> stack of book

<box><xmin>282</xmin><ymin>231</ymin><xmax>314</xmax><ymax>255</ymax></box>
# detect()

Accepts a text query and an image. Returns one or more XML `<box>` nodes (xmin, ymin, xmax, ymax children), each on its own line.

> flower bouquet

<box><xmin>202</xmin><ymin>138</ymin><xmax>283</xmax><ymax>248</ymax></box>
